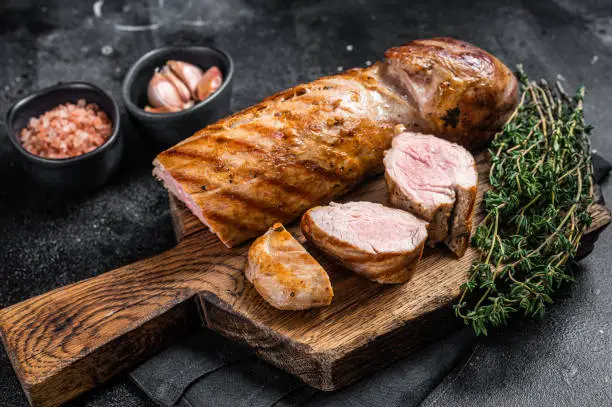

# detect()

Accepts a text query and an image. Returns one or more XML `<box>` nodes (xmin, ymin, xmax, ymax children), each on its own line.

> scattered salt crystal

<box><xmin>93</xmin><ymin>0</ymin><xmax>104</xmax><ymax>18</ymax></box>
<box><xmin>365</xmin><ymin>60</ymin><xmax>372</xmax><ymax>66</ymax></box>
<box><xmin>337</xmin><ymin>66</ymin><xmax>343</xmax><ymax>72</ymax></box>
<box><xmin>591</xmin><ymin>55</ymin><xmax>599</xmax><ymax>64</ymax></box>
<box><xmin>346</xmin><ymin>44</ymin><xmax>354</xmax><ymax>52</ymax></box>
<box><xmin>101</xmin><ymin>45</ymin><xmax>114</xmax><ymax>56</ymax></box>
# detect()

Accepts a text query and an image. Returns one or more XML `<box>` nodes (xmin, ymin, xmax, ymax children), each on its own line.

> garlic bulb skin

<box><xmin>147</xmin><ymin>71</ymin><xmax>185</xmax><ymax>109</ymax></box>
<box><xmin>160</xmin><ymin>66</ymin><xmax>192</xmax><ymax>104</ymax></box>
<box><xmin>196</xmin><ymin>66</ymin><xmax>224</xmax><ymax>101</ymax></box>
<box><xmin>167</xmin><ymin>60</ymin><xmax>204</xmax><ymax>98</ymax></box>
<box><xmin>144</xmin><ymin>105</ymin><xmax>179</xmax><ymax>113</ymax></box>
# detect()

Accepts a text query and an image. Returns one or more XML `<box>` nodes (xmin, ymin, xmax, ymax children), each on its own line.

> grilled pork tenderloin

<box><xmin>384</xmin><ymin>133</ymin><xmax>477</xmax><ymax>257</ymax></box>
<box><xmin>246</xmin><ymin>223</ymin><xmax>333</xmax><ymax>310</ymax></box>
<box><xmin>154</xmin><ymin>38</ymin><xmax>516</xmax><ymax>248</ymax></box>
<box><xmin>301</xmin><ymin>202</ymin><xmax>428</xmax><ymax>284</ymax></box>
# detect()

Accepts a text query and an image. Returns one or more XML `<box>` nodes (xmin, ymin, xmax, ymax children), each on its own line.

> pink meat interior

<box><xmin>153</xmin><ymin>159</ymin><xmax>210</xmax><ymax>230</ymax></box>
<box><xmin>384</xmin><ymin>133</ymin><xmax>476</xmax><ymax>207</ymax></box>
<box><xmin>308</xmin><ymin>201</ymin><xmax>428</xmax><ymax>254</ymax></box>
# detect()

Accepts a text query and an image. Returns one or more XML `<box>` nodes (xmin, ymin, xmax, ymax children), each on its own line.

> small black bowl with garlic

<box><xmin>122</xmin><ymin>46</ymin><xmax>233</xmax><ymax>146</ymax></box>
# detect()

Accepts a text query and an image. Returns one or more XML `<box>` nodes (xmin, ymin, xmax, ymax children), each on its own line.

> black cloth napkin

<box><xmin>130</xmin><ymin>153</ymin><xmax>610</xmax><ymax>407</ymax></box>
<box><xmin>130</xmin><ymin>327</ymin><xmax>476</xmax><ymax>407</ymax></box>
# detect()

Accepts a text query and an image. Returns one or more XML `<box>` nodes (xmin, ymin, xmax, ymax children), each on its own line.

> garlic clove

<box><xmin>147</xmin><ymin>71</ymin><xmax>184</xmax><ymax>109</ymax></box>
<box><xmin>196</xmin><ymin>66</ymin><xmax>224</xmax><ymax>101</ymax></box>
<box><xmin>145</xmin><ymin>105</ymin><xmax>181</xmax><ymax>113</ymax></box>
<box><xmin>144</xmin><ymin>100</ymin><xmax>194</xmax><ymax>114</ymax></box>
<box><xmin>167</xmin><ymin>60</ymin><xmax>203</xmax><ymax>98</ymax></box>
<box><xmin>160</xmin><ymin>66</ymin><xmax>192</xmax><ymax>103</ymax></box>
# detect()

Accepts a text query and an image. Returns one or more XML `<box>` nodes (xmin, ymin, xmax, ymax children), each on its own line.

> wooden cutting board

<box><xmin>0</xmin><ymin>153</ymin><xmax>609</xmax><ymax>407</ymax></box>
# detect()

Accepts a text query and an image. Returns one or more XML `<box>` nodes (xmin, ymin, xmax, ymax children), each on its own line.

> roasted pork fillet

<box><xmin>246</xmin><ymin>223</ymin><xmax>333</xmax><ymax>310</ymax></box>
<box><xmin>301</xmin><ymin>202</ymin><xmax>428</xmax><ymax>284</ymax></box>
<box><xmin>154</xmin><ymin>38</ymin><xmax>517</xmax><ymax>247</ymax></box>
<box><xmin>384</xmin><ymin>133</ymin><xmax>477</xmax><ymax>256</ymax></box>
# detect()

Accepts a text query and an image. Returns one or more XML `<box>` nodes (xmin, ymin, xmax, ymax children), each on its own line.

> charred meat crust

<box><xmin>382</xmin><ymin>37</ymin><xmax>518</xmax><ymax>150</ymax></box>
<box><xmin>444</xmin><ymin>180</ymin><xmax>478</xmax><ymax>257</ymax></box>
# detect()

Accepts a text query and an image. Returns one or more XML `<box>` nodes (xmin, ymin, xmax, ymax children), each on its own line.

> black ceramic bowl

<box><xmin>5</xmin><ymin>82</ymin><xmax>123</xmax><ymax>191</ymax></box>
<box><xmin>122</xmin><ymin>46</ymin><xmax>234</xmax><ymax>146</ymax></box>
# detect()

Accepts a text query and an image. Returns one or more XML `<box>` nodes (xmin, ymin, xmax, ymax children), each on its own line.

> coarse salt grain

<box><xmin>19</xmin><ymin>99</ymin><xmax>112</xmax><ymax>159</ymax></box>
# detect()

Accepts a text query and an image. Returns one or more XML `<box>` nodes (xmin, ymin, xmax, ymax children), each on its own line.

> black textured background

<box><xmin>0</xmin><ymin>0</ymin><xmax>611</xmax><ymax>406</ymax></box>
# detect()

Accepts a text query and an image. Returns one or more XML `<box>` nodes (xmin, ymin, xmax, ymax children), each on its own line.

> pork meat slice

<box><xmin>245</xmin><ymin>223</ymin><xmax>333</xmax><ymax>310</ymax></box>
<box><xmin>301</xmin><ymin>202</ymin><xmax>428</xmax><ymax>284</ymax></box>
<box><xmin>154</xmin><ymin>38</ymin><xmax>517</xmax><ymax>248</ymax></box>
<box><xmin>384</xmin><ymin>133</ymin><xmax>477</xmax><ymax>257</ymax></box>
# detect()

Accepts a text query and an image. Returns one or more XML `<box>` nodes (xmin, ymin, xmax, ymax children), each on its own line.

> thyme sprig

<box><xmin>454</xmin><ymin>67</ymin><xmax>594</xmax><ymax>336</ymax></box>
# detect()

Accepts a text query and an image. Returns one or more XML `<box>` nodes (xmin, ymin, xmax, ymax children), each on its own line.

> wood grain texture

<box><xmin>194</xmin><ymin>153</ymin><xmax>611</xmax><ymax>390</ymax></box>
<box><xmin>0</xmin><ymin>152</ymin><xmax>609</xmax><ymax>406</ymax></box>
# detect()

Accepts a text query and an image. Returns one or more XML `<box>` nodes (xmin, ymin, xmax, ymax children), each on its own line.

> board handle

<box><xmin>0</xmin><ymin>231</ymin><xmax>245</xmax><ymax>407</ymax></box>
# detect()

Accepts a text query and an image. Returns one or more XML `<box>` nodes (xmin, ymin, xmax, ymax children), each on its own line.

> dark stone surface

<box><xmin>0</xmin><ymin>0</ymin><xmax>610</xmax><ymax>406</ymax></box>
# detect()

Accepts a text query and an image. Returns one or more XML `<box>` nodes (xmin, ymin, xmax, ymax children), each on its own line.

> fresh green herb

<box><xmin>454</xmin><ymin>67</ymin><xmax>594</xmax><ymax>336</ymax></box>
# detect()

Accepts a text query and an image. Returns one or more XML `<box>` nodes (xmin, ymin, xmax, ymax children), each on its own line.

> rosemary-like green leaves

<box><xmin>454</xmin><ymin>68</ymin><xmax>594</xmax><ymax>336</ymax></box>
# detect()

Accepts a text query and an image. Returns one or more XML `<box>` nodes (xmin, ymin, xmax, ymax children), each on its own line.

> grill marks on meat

<box><xmin>246</xmin><ymin>223</ymin><xmax>333</xmax><ymax>310</ymax></box>
<box><xmin>384</xmin><ymin>133</ymin><xmax>477</xmax><ymax>257</ymax></box>
<box><xmin>155</xmin><ymin>69</ymin><xmax>410</xmax><ymax>247</ymax></box>
<box><xmin>301</xmin><ymin>202</ymin><xmax>428</xmax><ymax>284</ymax></box>
<box><xmin>154</xmin><ymin>37</ymin><xmax>517</xmax><ymax>248</ymax></box>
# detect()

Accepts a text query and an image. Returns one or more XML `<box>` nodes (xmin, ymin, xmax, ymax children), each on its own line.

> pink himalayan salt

<box><xmin>19</xmin><ymin>99</ymin><xmax>112</xmax><ymax>159</ymax></box>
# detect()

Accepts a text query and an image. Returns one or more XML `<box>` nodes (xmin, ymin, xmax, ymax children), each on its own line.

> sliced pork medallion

<box><xmin>384</xmin><ymin>133</ymin><xmax>477</xmax><ymax>257</ymax></box>
<box><xmin>245</xmin><ymin>223</ymin><xmax>333</xmax><ymax>310</ymax></box>
<box><xmin>301</xmin><ymin>202</ymin><xmax>428</xmax><ymax>284</ymax></box>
